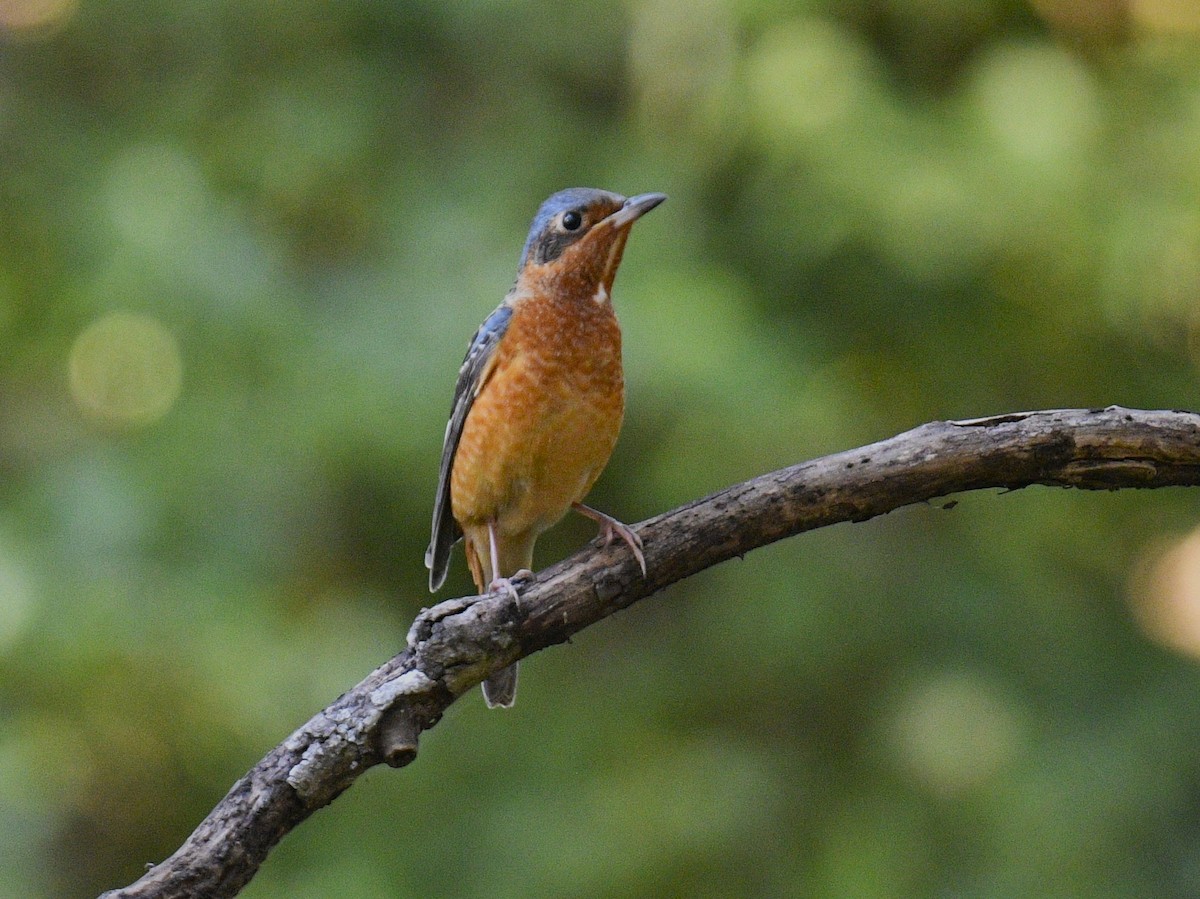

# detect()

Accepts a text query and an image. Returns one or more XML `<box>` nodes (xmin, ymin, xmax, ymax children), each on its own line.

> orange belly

<box><xmin>450</xmin><ymin>294</ymin><xmax>624</xmax><ymax>542</ymax></box>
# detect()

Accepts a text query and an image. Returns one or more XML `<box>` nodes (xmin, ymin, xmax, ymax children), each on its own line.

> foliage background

<box><xmin>3</xmin><ymin>0</ymin><xmax>1200</xmax><ymax>896</ymax></box>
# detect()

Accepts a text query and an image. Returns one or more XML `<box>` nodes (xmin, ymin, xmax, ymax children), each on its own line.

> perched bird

<box><xmin>426</xmin><ymin>187</ymin><xmax>666</xmax><ymax>708</ymax></box>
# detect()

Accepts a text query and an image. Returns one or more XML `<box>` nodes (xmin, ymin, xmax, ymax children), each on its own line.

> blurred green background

<box><xmin>2</xmin><ymin>0</ymin><xmax>1200</xmax><ymax>896</ymax></box>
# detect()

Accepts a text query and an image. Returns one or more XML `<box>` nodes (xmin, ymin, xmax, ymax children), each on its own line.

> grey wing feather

<box><xmin>426</xmin><ymin>303</ymin><xmax>514</xmax><ymax>591</ymax></box>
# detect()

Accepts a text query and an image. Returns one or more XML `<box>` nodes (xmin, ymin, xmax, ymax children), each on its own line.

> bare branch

<box><xmin>100</xmin><ymin>407</ymin><xmax>1200</xmax><ymax>898</ymax></box>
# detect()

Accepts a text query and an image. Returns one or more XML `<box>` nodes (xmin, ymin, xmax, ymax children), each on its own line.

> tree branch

<box><xmin>100</xmin><ymin>407</ymin><xmax>1200</xmax><ymax>898</ymax></box>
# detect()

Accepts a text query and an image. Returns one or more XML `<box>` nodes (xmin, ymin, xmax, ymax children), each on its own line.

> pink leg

<box><xmin>572</xmin><ymin>502</ymin><xmax>646</xmax><ymax>577</ymax></box>
<box><xmin>486</xmin><ymin>521</ymin><xmax>530</xmax><ymax>604</ymax></box>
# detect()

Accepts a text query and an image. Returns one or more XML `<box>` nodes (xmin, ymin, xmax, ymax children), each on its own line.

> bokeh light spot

<box><xmin>68</xmin><ymin>313</ymin><xmax>183</xmax><ymax>428</ymax></box>
<box><xmin>1132</xmin><ymin>0</ymin><xmax>1200</xmax><ymax>33</ymax></box>
<box><xmin>0</xmin><ymin>0</ymin><xmax>77</xmax><ymax>33</ymax></box>
<box><xmin>745</xmin><ymin>19</ymin><xmax>875</xmax><ymax>147</ymax></box>
<box><xmin>104</xmin><ymin>143</ymin><xmax>209</xmax><ymax>254</ymax></box>
<box><xmin>1130</xmin><ymin>529</ymin><xmax>1200</xmax><ymax>658</ymax></box>
<box><xmin>888</xmin><ymin>670</ymin><xmax>1024</xmax><ymax>798</ymax></box>
<box><xmin>969</xmin><ymin>43</ymin><xmax>1100</xmax><ymax>168</ymax></box>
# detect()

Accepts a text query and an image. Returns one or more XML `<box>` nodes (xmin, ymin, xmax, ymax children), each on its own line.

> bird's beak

<box><xmin>602</xmin><ymin>192</ymin><xmax>668</xmax><ymax>231</ymax></box>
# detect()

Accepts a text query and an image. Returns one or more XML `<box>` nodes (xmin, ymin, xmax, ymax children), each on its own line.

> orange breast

<box><xmin>450</xmin><ymin>293</ymin><xmax>624</xmax><ymax>540</ymax></box>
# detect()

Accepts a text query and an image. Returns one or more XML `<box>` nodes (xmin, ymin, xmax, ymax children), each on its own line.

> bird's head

<box><xmin>515</xmin><ymin>188</ymin><xmax>666</xmax><ymax>301</ymax></box>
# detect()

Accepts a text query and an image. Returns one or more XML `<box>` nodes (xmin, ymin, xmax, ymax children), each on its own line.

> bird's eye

<box><xmin>561</xmin><ymin>210</ymin><xmax>583</xmax><ymax>231</ymax></box>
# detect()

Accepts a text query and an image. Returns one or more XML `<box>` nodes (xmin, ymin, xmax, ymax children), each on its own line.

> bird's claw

<box><xmin>603</xmin><ymin>519</ymin><xmax>647</xmax><ymax>578</ymax></box>
<box><xmin>487</xmin><ymin>569</ymin><xmax>533</xmax><ymax>609</ymax></box>
<box><xmin>572</xmin><ymin>502</ymin><xmax>647</xmax><ymax>578</ymax></box>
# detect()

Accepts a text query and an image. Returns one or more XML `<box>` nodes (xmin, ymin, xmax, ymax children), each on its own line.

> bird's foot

<box><xmin>572</xmin><ymin>502</ymin><xmax>647</xmax><ymax>577</ymax></box>
<box><xmin>487</xmin><ymin>569</ymin><xmax>534</xmax><ymax>609</ymax></box>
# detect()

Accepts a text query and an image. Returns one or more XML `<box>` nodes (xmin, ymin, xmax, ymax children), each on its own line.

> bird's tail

<box><xmin>482</xmin><ymin>664</ymin><xmax>518</xmax><ymax>708</ymax></box>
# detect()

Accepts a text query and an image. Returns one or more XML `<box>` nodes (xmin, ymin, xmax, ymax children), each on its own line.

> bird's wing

<box><xmin>426</xmin><ymin>302</ymin><xmax>514</xmax><ymax>591</ymax></box>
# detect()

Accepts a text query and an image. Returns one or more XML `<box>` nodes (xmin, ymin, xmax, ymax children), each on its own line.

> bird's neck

<box><xmin>512</xmin><ymin>229</ymin><xmax>632</xmax><ymax>308</ymax></box>
<box><xmin>512</xmin><ymin>269</ymin><xmax>616</xmax><ymax>310</ymax></box>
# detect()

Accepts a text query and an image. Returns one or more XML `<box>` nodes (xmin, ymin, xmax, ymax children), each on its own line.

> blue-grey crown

<box><xmin>518</xmin><ymin>187</ymin><xmax>622</xmax><ymax>270</ymax></box>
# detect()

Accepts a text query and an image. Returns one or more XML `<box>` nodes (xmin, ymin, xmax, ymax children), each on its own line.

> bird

<box><xmin>426</xmin><ymin>187</ymin><xmax>666</xmax><ymax>708</ymax></box>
